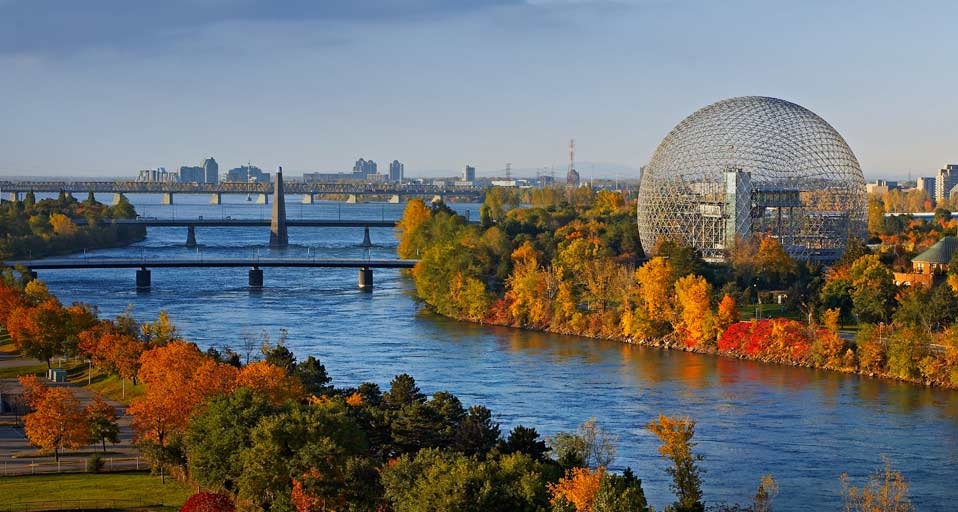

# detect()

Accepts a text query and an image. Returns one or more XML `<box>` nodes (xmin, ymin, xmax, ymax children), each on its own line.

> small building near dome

<box><xmin>893</xmin><ymin>236</ymin><xmax>958</xmax><ymax>287</ymax></box>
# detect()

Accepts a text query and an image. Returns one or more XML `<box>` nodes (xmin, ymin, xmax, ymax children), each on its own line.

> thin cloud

<box><xmin>0</xmin><ymin>0</ymin><xmax>523</xmax><ymax>55</ymax></box>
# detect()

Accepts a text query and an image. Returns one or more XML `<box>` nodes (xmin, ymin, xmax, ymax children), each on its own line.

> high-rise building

<box><xmin>203</xmin><ymin>157</ymin><xmax>219</xmax><ymax>184</ymax></box>
<box><xmin>463</xmin><ymin>165</ymin><xmax>476</xmax><ymax>183</ymax></box>
<box><xmin>917</xmin><ymin>176</ymin><xmax>936</xmax><ymax>194</ymax></box>
<box><xmin>137</xmin><ymin>168</ymin><xmax>177</xmax><ymax>182</ymax></box>
<box><xmin>179</xmin><ymin>166</ymin><xmax>205</xmax><ymax>183</ymax></box>
<box><xmin>226</xmin><ymin>165</ymin><xmax>270</xmax><ymax>183</ymax></box>
<box><xmin>353</xmin><ymin>158</ymin><xmax>377</xmax><ymax>176</ymax></box>
<box><xmin>389</xmin><ymin>160</ymin><xmax>404</xmax><ymax>182</ymax></box>
<box><xmin>936</xmin><ymin>164</ymin><xmax>958</xmax><ymax>203</ymax></box>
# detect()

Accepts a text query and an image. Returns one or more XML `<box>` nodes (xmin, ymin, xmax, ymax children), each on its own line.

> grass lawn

<box><xmin>0</xmin><ymin>472</ymin><xmax>193</xmax><ymax>511</ymax></box>
<box><xmin>83</xmin><ymin>373</ymin><xmax>145</xmax><ymax>404</ymax></box>
<box><xmin>0</xmin><ymin>362</ymin><xmax>49</xmax><ymax>379</ymax></box>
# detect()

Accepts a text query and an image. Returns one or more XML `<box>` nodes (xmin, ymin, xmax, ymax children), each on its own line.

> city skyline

<box><xmin>2</xmin><ymin>1</ymin><xmax>956</xmax><ymax>180</ymax></box>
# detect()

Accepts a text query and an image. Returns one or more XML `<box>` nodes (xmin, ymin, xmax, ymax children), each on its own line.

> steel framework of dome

<box><xmin>637</xmin><ymin>96</ymin><xmax>866</xmax><ymax>263</ymax></box>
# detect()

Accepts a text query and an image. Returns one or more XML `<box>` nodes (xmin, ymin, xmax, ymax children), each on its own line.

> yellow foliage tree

<box><xmin>397</xmin><ymin>199</ymin><xmax>432</xmax><ymax>258</ymax></box>
<box><xmin>840</xmin><ymin>457</ymin><xmax>914</xmax><ymax>512</ymax></box>
<box><xmin>636</xmin><ymin>257</ymin><xmax>676</xmax><ymax>321</ymax></box>
<box><xmin>49</xmin><ymin>213</ymin><xmax>78</xmax><ymax>236</ymax></box>
<box><xmin>647</xmin><ymin>415</ymin><xmax>703</xmax><ymax>511</ymax></box>
<box><xmin>674</xmin><ymin>274</ymin><xmax>714</xmax><ymax>347</ymax></box>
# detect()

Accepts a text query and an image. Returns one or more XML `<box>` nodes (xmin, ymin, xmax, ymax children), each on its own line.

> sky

<box><xmin>1</xmin><ymin>0</ymin><xmax>956</xmax><ymax>180</ymax></box>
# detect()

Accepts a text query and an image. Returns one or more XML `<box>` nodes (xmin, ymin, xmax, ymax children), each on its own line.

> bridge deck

<box><xmin>113</xmin><ymin>218</ymin><xmax>399</xmax><ymax>227</ymax></box>
<box><xmin>4</xmin><ymin>257</ymin><xmax>417</xmax><ymax>269</ymax></box>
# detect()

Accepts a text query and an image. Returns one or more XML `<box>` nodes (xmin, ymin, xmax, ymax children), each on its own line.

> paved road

<box><xmin>0</xmin><ymin>359</ymin><xmax>142</xmax><ymax>476</ymax></box>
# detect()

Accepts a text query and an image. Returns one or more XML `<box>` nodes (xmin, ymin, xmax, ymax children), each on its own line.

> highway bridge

<box><xmin>4</xmin><ymin>257</ymin><xmax>418</xmax><ymax>291</ymax></box>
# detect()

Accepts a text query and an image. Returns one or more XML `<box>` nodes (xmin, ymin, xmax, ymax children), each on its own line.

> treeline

<box><xmin>398</xmin><ymin>188</ymin><xmax>958</xmax><ymax>389</ymax></box>
<box><xmin>0</xmin><ymin>191</ymin><xmax>145</xmax><ymax>260</ymax></box>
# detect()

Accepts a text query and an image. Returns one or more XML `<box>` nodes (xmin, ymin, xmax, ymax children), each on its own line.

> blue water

<box><xmin>34</xmin><ymin>193</ymin><xmax>958</xmax><ymax>510</ymax></box>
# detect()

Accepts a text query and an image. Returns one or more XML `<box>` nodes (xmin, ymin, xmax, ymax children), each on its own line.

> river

<box><xmin>33</xmin><ymin>193</ymin><xmax>958</xmax><ymax>510</ymax></box>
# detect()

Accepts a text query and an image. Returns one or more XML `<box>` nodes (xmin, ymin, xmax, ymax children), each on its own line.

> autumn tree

<box><xmin>549</xmin><ymin>466</ymin><xmax>605</xmax><ymax>512</ymax></box>
<box><xmin>397</xmin><ymin>198</ymin><xmax>432</xmax><ymax>258</ymax></box>
<box><xmin>6</xmin><ymin>298</ymin><xmax>69</xmax><ymax>367</ymax></box>
<box><xmin>812</xmin><ymin>308</ymin><xmax>849</xmax><ymax>369</ymax></box>
<box><xmin>179</xmin><ymin>492</ymin><xmax>236</xmax><ymax>512</ymax></box>
<box><xmin>674</xmin><ymin>274</ymin><xmax>714</xmax><ymax>348</ymax></box>
<box><xmin>757</xmin><ymin>236</ymin><xmax>796</xmax><ymax>288</ymax></box>
<box><xmin>49</xmin><ymin>212</ymin><xmax>78</xmax><ymax>236</ymax></box>
<box><xmin>647</xmin><ymin>415</ymin><xmax>704</xmax><ymax>512</ymax></box>
<box><xmin>840</xmin><ymin>457</ymin><xmax>914</xmax><ymax>512</ymax></box>
<box><xmin>85</xmin><ymin>395</ymin><xmax>120</xmax><ymax>453</ymax></box>
<box><xmin>24</xmin><ymin>387</ymin><xmax>90</xmax><ymax>462</ymax></box>
<box><xmin>141</xmin><ymin>310</ymin><xmax>180</xmax><ymax>346</ymax></box>
<box><xmin>235</xmin><ymin>361</ymin><xmax>305</xmax><ymax>405</ymax></box>
<box><xmin>128</xmin><ymin>340</ymin><xmax>235</xmax><ymax>481</ymax></box>
<box><xmin>630</xmin><ymin>256</ymin><xmax>676</xmax><ymax>338</ymax></box>
<box><xmin>753</xmin><ymin>474</ymin><xmax>779</xmax><ymax>512</ymax></box>
<box><xmin>715</xmin><ymin>294</ymin><xmax>739</xmax><ymax>337</ymax></box>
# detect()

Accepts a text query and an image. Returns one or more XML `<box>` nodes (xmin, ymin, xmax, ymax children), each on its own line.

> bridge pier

<box><xmin>359</xmin><ymin>267</ymin><xmax>373</xmax><ymax>292</ymax></box>
<box><xmin>361</xmin><ymin>226</ymin><xmax>372</xmax><ymax>248</ymax></box>
<box><xmin>112</xmin><ymin>193</ymin><xmax>122</xmax><ymax>205</ymax></box>
<box><xmin>161</xmin><ymin>192</ymin><xmax>173</xmax><ymax>205</ymax></box>
<box><xmin>136</xmin><ymin>267</ymin><xmax>151</xmax><ymax>290</ymax></box>
<box><xmin>346</xmin><ymin>194</ymin><xmax>358</xmax><ymax>204</ymax></box>
<box><xmin>186</xmin><ymin>225</ymin><xmax>197</xmax><ymax>248</ymax></box>
<box><xmin>249</xmin><ymin>267</ymin><xmax>264</xmax><ymax>288</ymax></box>
<box><xmin>388</xmin><ymin>194</ymin><xmax>400</xmax><ymax>204</ymax></box>
<box><xmin>7</xmin><ymin>191</ymin><xmax>19</xmax><ymax>202</ymax></box>
<box><xmin>302</xmin><ymin>194</ymin><xmax>313</xmax><ymax>204</ymax></box>
<box><xmin>256</xmin><ymin>193</ymin><xmax>269</xmax><ymax>204</ymax></box>
<box><xmin>210</xmin><ymin>193</ymin><xmax>222</xmax><ymax>205</ymax></box>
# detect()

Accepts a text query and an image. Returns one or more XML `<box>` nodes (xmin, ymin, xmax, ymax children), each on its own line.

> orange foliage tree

<box><xmin>6</xmin><ymin>298</ymin><xmax>69</xmax><ymax>367</ymax></box>
<box><xmin>235</xmin><ymin>361</ymin><xmax>305</xmax><ymax>405</ymax></box>
<box><xmin>23</xmin><ymin>386</ymin><xmax>90</xmax><ymax>462</ymax></box>
<box><xmin>129</xmin><ymin>341</ymin><xmax>224</xmax><ymax>447</ymax></box>
<box><xmin>548</xmin><ymin>466</ymin><xmax>606</xmax><ymax>512</ymax></box>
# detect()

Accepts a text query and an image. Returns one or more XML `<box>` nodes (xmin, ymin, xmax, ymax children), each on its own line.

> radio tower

<box><xmin>566</xmin><ymin>139</ymin><xmax>581</xmax><ymax>186</ymax></box>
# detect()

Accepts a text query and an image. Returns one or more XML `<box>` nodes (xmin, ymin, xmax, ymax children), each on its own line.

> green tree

<box><xmin>295</xmin><ymin>355</ymin><xmax>333</xmax><ymax>396</ymax></box>
<box><xmin>454</xmin><ymin>405</ymin><xmax>501</xmax><ymax>456</ymax></box>
<box><xmin>593</xmin><ymin>468</ymin><xmax>650</xmax><ymax>512</ymax></box>
<box><xmin>382</xmin><ymin>448</ymin><xmax>552</xmax><ymax>512</ymax></box>
<box><xmin>500</xmin><ymin>425</ymin><xmax>549</xmax><ymax>461</ymax></box>
<box><xmin>238</xmin><ymin>399</ymin><xmax>367</xmax><ymax>510</ymax></box>
<box><xmin>186</xmin><ymin>388</ymin><xmax>276</xmax><ymax>494</ymax></box>
<box><xmin>85</xmin><ymin>396</ymin><xmax>120</xmax><ymax>453</ymax></box>
<box><xmin>849</xmin><ymin>255</ymin><xmax>896</xmax><ymax>324</ymax></box>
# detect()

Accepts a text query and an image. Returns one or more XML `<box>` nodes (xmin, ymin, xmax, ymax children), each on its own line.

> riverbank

<box><xmin>396</xmin><ymin>197</ymin><xmax>958</xmax><ymax>393</ymax></box>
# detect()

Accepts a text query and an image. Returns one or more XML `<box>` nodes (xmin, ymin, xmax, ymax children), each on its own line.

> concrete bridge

<box><xmin>5</xmin><ymin>257</ymin><xmax>418</xmax><ymax>291</ymax></box>
<box><xmin>0</xmin><ymin>180</ymin><xmax>485</xmax><ymax>203</ymax></box>
<box><xmin>89</xmin><ymin>218</ymin><xmax>400</xmax><ymax>248</ymax></box>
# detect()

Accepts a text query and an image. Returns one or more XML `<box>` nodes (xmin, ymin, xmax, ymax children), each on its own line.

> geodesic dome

<box><xmin>637</xmin><ymin>96</ymin><xmax>866</xmax><ymax>262</ymax></box>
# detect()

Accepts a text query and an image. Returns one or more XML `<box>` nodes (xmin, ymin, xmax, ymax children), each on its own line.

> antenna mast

<box><xmin>569</xmin><ymin>139</ymin><xmax>575</xmax><ymax>173</ymax></box>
